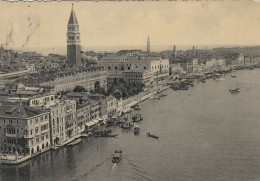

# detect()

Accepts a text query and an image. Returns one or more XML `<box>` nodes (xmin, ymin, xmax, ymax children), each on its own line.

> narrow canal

<box><xmin>1</xmin><ymin>69</ymin><xmax>260</xmax><ymax>181</ymax></box>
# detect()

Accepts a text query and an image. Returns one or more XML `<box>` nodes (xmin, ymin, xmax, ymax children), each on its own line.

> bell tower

<box><xmin>67</xmin><ymin>3</ymin><xmax>81</xmax><ymax>67</ymax></box>
<box><xmin>147</xmin><ymin>36</ymin><xmax>150</xmax><ymax>55</ymax></box>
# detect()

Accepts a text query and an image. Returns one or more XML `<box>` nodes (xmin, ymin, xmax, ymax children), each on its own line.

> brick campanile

<box><xmin>67</xmin><ymin>4</ymin><xmax>81</xmax><ymax>67</ymax></box>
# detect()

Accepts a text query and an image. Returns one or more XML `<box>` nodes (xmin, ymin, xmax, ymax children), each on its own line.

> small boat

<box><xmin>68</xmin><ymin>138</ymin><xmax>81</xmax><ymax>146</ymax></box>
<box><xmin>112</xmin><ymin>150</ymin><xmax>122</xmax><ymax>163</ymax></box>
<box><xmin>146</xmin><ymin>132</ymin><xmax>159</xmax><ymax>139</ymax></box>
<box><xmin>93</xmin><ymin>128</ymin><xmax>112</xmax><ymax>135</ymax></box>
<box><xmin>134</xmin><ymin>103</ymin><xmax>141</xmax><ymax>110</ymax></box>
<box><xmin>132</xmin><ymin>114</ymin><xmax>143</xmax><ymax>122</ymax></box>
<box><xmin>121</xmin><ymin>121</ymin><xmax>131</xmax><ymax>129</ymax></box>
<box><xmin>101</xmin><ymin>134</ymin><xmax>118</xmax><ymax>138</ymax></box>
<box><xmin>179</xmin><ymin>85</ymin><xmax>189</xmax><ymax>90</ymax></box>
<box><xmin>81</xmin><ymin>133</ymin><xmax>89</xmax><ymax>138</ymax></box>
<box><xmin>200</xmin><ymin>78</ymin><xmax>206</xmax><ymax>83</ymax></box>
<box><xmin>231</xmin><ymin>75</ymin><xmax>237</xmax><ymax>78</ymax></box>
<box><xmin>229</xmin><ymin>88</ymin><xmax>240</xmax><ymax>94</ymax></box>
<box><xmin>158</xmin><ymin>93</ymin><xmax>167</xmax><ymax>97</ymax></box>
<box><xmin>134</xmin><ymin>125</ymin><xmax>140</xmax><ymax>134</ymax></box>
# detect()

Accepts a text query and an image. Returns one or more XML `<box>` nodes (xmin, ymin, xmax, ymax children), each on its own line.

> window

<box><xmin>115</xmin><ymin>66</ymin><xmax>118</xmax><ymax>70</ymax></box>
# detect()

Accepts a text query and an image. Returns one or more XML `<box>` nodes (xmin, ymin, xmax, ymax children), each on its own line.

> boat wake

<box><xmin>127</xmin><ymin>160</ymin><xmax>153</xmax><ymax>181</ymax></box>
<box><xmin>112</xmin><ymin>163</ymin><xmax>117</xmax><ymax>171</ymax></box>
<box><xmin>215</xmin><ymin>78</ymin><xmax>225</xmax><ymax>81</ymax></box>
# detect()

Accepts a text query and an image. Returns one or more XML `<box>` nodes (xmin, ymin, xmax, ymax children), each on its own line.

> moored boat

<box><xmin>121</xmin><ymin>121</ymin><xmax>132</xmax><ymax>129</ymax></box>
<box><xmin>95</xmin><ymin>133</ymin><xmax>118</xmax><ymax>138</ymax></box>
<box><xmin>67</xmin><ymin>138</ymin><xmax>81</xmax><ymax>146</ymax></box>
<box><xmin>134</xmin><ymin>103</ymin><xmax>141</xmax><ymax>110</ymax></box>
<box><xmin>132</xmin><ymin>113</ymin><xmax>143</xmax><ymax>122</ymax></box>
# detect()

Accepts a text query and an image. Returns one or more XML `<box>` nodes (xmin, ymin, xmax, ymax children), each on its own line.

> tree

<box><xmin>73</xmin><ymin>86</ymin><xmax>87</xmax><ymax>92</ymax></box>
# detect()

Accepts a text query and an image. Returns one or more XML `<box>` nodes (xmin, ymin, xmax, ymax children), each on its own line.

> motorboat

<box><xmin>112</xmin><ymin>150</ymin><xmax>122</xmax><ymax>163</ymax></box>
<box><xmin>146</xmin><ymin>132</ymin><xmax>159</xmax><ymax>139</ymax></box>
<box><xmin>67</xmin><ymin>138</ymin><xmax>81</xmax><ymax>146</ymax></box>
<box><xmin>134</xmin><ymin>125</ymin><xmax>140</xmax><ymax>134</ymax></box>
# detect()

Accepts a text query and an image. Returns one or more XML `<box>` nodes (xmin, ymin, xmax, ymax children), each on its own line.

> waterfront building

<box><xmin>48</xmin><ymin>99</ymin><xmax>77</xmax><ymax>147</ymax></box>
<box><xmin>122</xmin><ymin>70</ymin><xmax>153</xmax><ymax>87</ymax></box>
<box><xmin>99</xmin><ymin>56</ymin><xmax>169</xmax><ymax>84</ymax></box>
<box><xmin>106</xmin><ymin>95</ymin><xmax>117</xmax><ymax>118</ymax></box>
<box><xmin>67</xmin><ymin>4</ymin><xmax>81</xmax><ymax>67</ymax></box>
<box><xmin>0</xmin><ymin>105</ymin><xmax>50</xmax><ymax>158</ymax></box>
<box><xmin>28</xmin><ymin>94</ymin><xmax>55</xmax><ymax>107</ymax></box>
<box><xmin>76</xmin><ymin>101</ymin><xmax>91</xmax><ymax>133</ymax></box>
<box><xmin>39</xmin><ymin>67</ymin><xmax>107</xmax><ymax>93</ymax></box>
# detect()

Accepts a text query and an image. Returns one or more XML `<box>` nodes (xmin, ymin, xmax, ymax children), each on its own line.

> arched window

<box><xmin>108</xmin><ymin>66</ymin><xmax>111</xmax><ymax>70</ymax></box>
<box><xmin>115</xmin><ymin>66</ymin><xmax>118</xmax><ymax>70</ymax></box>
<box><xmin>143</xmin><ymin>66</ymin><xmax>146</xmax><ymax>70</ymax></box>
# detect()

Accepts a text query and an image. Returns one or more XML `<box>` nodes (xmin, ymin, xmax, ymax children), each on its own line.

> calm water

<box><xmin>1</xmin><ymin>69</ymin><xmax>260</xmax><ymax>181</ymax></box>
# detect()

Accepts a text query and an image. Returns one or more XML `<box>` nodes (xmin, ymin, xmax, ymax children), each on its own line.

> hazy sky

<box><xmin>1</xmin><ymin>1</ymin><xmax>260</xmax><ymax>53</ymax></box>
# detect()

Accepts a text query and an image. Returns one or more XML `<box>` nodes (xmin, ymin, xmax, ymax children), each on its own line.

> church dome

<box><xmin>88</xmin><ymin>56</ymin><xmax>98</xmax><ymax>64</ymax></box>
<box><xmin>81</xmin><ymin>53</ymin><xmax>88</xmax><ymax>62</ymax></box>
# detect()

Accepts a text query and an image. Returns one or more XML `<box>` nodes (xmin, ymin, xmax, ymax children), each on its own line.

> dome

<box><xmin>81</xmin><ymin>53</ymin><xmax>88</xmax><ymax>62</ymax></box>
<box><xmin>88</xmin><ymin>56</ymin><xmax>98</xmax><ymax>64</ymax></box>
<box><xmin>86</xmin><ymin>56</ymin><xmax>91</xmax><ymax>60</ymax></box>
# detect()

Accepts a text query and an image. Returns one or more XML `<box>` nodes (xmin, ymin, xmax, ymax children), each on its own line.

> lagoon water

<box><xmin>0</xmin><ymin>69</ymin><xmax>260</xmax><ymax>181</ymax></box>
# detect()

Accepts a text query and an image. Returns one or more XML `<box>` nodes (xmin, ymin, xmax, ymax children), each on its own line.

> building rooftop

<box><xmin>0</xmin><ymin>105</ymin><xmax>49</xmax><ymax>119</ymax></box>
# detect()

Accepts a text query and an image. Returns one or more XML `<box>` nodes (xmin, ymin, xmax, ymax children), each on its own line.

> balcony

<box><xmin>24</xmin><ymin>134</ymin><xmax>33</xmax><ymax>139</ymax></box>
<box><xmin>5</xmin><ymin>133</ymin><xmax>17</xmax><ymax>138</ymax></box>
